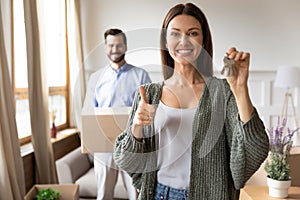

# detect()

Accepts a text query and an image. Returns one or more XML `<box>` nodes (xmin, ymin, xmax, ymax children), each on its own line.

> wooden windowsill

<box><xmin>20</xmin><ymin>127</ymin><xmax>79</xmax><ymax>157</ymax></box>
<box><xmin>50</xmin><ymin>128</ymin><xmax>79</xmax><ymax>143</ymax></box>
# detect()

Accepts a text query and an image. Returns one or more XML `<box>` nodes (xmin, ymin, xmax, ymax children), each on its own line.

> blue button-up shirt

<box><xmin>94</xmin><ymin>63</ymin><xmax>151</xmax><ymax>108</ymax></box>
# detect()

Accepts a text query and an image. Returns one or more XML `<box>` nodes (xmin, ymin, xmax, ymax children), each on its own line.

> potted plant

<box><xmin>265</xmin><ymin>117</ymin><xmax>299</xmax><ymax>198</ymax></box>
<box><xmin>34</xmin><ymin>188</ymin><xmax>60</xmax><ymax>200</ymax></box>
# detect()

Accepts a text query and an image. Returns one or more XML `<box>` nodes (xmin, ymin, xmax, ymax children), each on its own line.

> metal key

<box><xmin>221</xmin><ymin>56</ymin><xmax>235</xmax><ymax>77</ymax></box>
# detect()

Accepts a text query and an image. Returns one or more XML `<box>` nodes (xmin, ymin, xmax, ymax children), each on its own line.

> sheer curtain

<box><xmin>23</xmin><ymin>0</ymin><xmax>57</xmax><ymax>183</ymax></box>
<box><xmin>0</xmin><ymin>0</ymin><xmax>26</xmax><ymax>199</ymax></box>
<box><xmin>67</xmin><ymin>0</ymin><xmax>86</xmax><ymax>132</ymax></box>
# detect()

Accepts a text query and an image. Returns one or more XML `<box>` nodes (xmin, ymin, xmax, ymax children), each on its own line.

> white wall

<box><xmin>79</xmin><ymin>0</ymin><xmax>300</xmax><ymax>76</ymax></box>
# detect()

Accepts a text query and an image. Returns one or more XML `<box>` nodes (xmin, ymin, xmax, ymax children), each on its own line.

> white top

<box><xmin>155</xmin><ymin>100</ymin><xmax>197</xmax><ymax>189</ymax></box>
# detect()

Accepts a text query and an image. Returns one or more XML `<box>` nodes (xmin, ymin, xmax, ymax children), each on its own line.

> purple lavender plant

<box><xmin>265</xmin><ymin>117</ymin><xmax>299</xmax><ymax>180</ymax></box>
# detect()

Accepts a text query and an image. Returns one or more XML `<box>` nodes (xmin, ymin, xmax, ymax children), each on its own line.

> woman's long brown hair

<box><xmin>160</xmin><ymin>3</ymin><xmax>213</xmax><ymax>80</ymax></box>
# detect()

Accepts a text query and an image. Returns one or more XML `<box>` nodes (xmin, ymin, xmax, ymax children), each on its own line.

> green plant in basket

<box><xmin>265</xmin><ymin>117</ymin><xmax>299</xmax><ymax>181</ymax></box>
<box><xmin>34</xmin><ymin>188</ymin><xmax>60</xmax><ymax>200</ymax></box>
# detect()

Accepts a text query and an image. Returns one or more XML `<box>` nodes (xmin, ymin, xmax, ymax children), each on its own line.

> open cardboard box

<box><xmin>81</xmin><ymin>107</ymin><xmax>130</xmax><ymax>153</ymax></box>
<box><xmin>24</xmin><ymin>184</ymin><xmax>79</xmax><ymax>200</ymax></box>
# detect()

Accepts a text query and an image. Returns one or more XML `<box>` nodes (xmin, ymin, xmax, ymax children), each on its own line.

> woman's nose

<box><xmin>179</xmin><ymin>34</ymin><xmax>190</xmax><ymax>44</ymax></box>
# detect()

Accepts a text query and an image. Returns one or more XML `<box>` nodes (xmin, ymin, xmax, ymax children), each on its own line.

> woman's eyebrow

<box><xmin>169</xmin><ymin>27</ymin><xmax>201</xmax><ymax>31</ymax></box>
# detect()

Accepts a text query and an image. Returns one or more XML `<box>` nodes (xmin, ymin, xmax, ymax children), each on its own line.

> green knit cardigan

<box><xmin>113</xmin><ymin>77</ymin><xmax>269</xmax><ymax>200</ymax></box>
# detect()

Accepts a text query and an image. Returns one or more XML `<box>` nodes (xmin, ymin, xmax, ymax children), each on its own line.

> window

<box><xmin>13</xmin><ymin>0</ymin><xmax>69</xmax><ymax>145</ymax></box>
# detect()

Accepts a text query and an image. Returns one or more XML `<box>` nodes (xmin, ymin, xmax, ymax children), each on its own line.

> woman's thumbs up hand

<box><xmin>139</xmin><ymin>85</ymin><xmax>149</xmax><ymax>104</ymax></box>
<box><xmin>132</xmin><ymin>86</ymin><xmax>156</xmax><ymax>140</ymax></box>
<box><xmin>134</xmin><ymin>86</ymin><xmax>156</xmax><ymax>126</ymax></box>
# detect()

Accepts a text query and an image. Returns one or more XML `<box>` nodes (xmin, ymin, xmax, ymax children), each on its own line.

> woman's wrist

<box><xmin>132</xmin><ymin>124</ymin><xmax>143</xmax><ymax>141</ymax></box>
<box><xmin>231</xmin><ymin>84</ymin><xmax>254</xmax><ymax>123</ymax></box>
<box><xmin>230</xmin><ymin>84</ymin><xmax>248</xmax><ymax>99</ymax></box>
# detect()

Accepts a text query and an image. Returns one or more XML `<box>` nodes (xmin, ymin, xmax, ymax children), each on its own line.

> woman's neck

<box><xmin>171</xmin><ymin>63</ymin><xmax>204</xmax><ymax>86</ymax></box>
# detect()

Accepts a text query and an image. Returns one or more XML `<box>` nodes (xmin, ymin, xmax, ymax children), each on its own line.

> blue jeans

<box><xmin>154</xmin><ymin>182</ymin><xmax>188</xmax><ymax>200</ymax></box>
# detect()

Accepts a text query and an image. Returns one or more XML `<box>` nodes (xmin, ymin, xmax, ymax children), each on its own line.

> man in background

<box><xmin>84</xmin><ymin>28</ymin><xmax>151</xmax><ymax>200</ymax></box>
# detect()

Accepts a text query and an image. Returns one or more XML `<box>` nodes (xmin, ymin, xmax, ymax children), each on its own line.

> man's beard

<box><xmin>110</xmin><ymin>53</ymin><xmax>125</xmax><ymax>63</ymax></box>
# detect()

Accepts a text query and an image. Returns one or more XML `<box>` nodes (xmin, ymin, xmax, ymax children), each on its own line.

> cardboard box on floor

<box><xmin>24</xmin><ymin>184</ymin><xmax>79</xmax><ymax>200</ymax></box>
<box><xmin>81</xmin><ymin>107</ymin><xmax>130</xmax><ymax>153</ymax></box>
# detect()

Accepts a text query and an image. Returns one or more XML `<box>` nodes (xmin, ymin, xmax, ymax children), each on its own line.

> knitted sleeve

<box><xmin>113</xmin><ymin>83</ymin><xmax>162</xmax><ymax>189</ymax></box>
<box><xmin>223</xmin><ymin>79</ymin><xmax>269</xmax><ymax>189</ymax></box>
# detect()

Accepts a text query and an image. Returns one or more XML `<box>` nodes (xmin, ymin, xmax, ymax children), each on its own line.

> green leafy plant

<box><xmin>265</xmin><ymin>117</ymin><xmax>299</xmax><ymax>181</ymax></box>
<box><xmin>34</xmin><ymin>188</ymin><xmax>60</xmax><ymax>200</ymax></box>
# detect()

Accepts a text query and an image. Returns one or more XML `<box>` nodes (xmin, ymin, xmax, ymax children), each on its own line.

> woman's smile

<box><xmin>176</xmin><ymin>48</ymin><xmax>194</xmax><ymax>56</ymax></box>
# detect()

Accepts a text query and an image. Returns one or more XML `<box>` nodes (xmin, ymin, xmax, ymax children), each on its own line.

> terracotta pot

<box><xmin>267</xmin><ymin>177</ymin><xmax>291</xmax><ymax>198</ymax></box>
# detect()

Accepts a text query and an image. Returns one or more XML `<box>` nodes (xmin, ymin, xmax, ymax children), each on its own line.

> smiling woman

<box><xmin>113</xmin><ymin>3</ymin><xmax>269</xmax><ymax>200</ymax></box>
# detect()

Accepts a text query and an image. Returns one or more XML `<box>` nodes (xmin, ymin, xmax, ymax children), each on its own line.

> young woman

<box><xmin>114</xmin><ymin>3</ymin><xmax>269</xmax><ymax>200</ymax></box>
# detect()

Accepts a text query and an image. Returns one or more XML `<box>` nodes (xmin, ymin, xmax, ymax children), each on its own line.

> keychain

<box><xmin>221</xmin><ymin>56</ymin><xmax>235</xmax><ymax>77</ymax></box>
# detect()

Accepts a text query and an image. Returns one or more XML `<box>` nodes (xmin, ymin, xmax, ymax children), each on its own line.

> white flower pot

<box><xmin>267</xmin><ymin>177</ymin><xmax>291</xmax><ymax>198</ymax></box>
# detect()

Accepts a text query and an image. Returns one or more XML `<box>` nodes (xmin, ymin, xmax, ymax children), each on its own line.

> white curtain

<box><xmin>23</xmin><ymin>0</ymin><xmax>57</xmax><ymax>183</ymax></box>
<box><xmin>67</xmin><ymin>0</ymin><xmax>86</xmax><ymax>132</ymax></box>
<box><xmin>0</xmin><ymin>0</ymin><xmax>26</xmax><ymax>199</ymax></box>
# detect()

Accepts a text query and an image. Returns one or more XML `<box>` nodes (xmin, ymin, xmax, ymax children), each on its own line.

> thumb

<box><xmin>139</xmin><ymin>86</ymin><xmax>148</xmax><ymax>103</ymax></box>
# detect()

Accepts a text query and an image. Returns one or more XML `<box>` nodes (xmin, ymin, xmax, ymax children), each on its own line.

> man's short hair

<box><xmin>104</xmin><ymin>28</ymin><xmax>127</xmax><ymax>45</ymax></box>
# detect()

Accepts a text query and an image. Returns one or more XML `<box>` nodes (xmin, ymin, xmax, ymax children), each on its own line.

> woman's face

<box><xmin>166</xmin><ymin>14</ymin><xmax>203</xmax><ymax>66</ymax></box>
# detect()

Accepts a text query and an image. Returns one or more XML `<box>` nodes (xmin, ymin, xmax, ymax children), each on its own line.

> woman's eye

<box><xmin>188</xmin><ymin>31</ymin><xmax>199</xmax><ymax>37</ymax></box>
<box><xmin>170</xmin><ymin>31</ymin><xmax>180</xmax><ymax>37</ymax></box>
